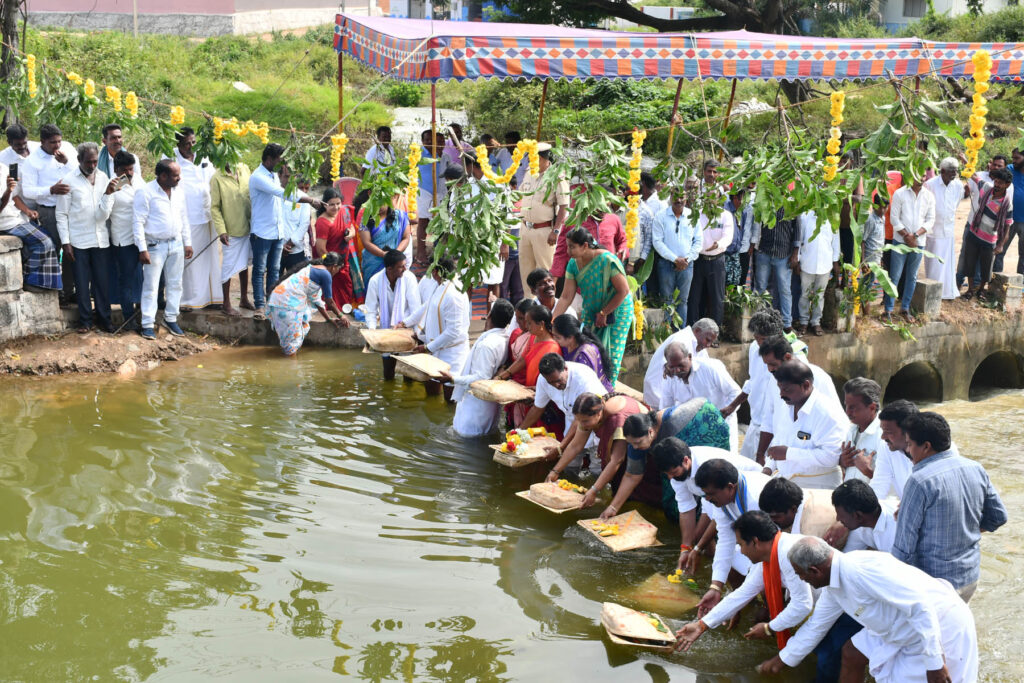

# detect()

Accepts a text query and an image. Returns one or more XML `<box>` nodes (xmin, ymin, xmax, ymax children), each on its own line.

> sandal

<box><xmin>253</xmin><ymin>308</ymin><xmax>267</xmax><ymax>321</ymax></box>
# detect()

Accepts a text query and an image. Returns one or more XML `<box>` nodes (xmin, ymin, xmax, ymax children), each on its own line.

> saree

<box><xmin>524</xmin><ymin>336</ymin><xmax>561</xmax><ymax>387</ymax></box>
<box><xmin>315</xmin><ymin>213</ymin><xmax>356</xmax><ymax>305</ymax></box>
<box><xmin>563</xmin><ymin>342</ymin><xmax>613</xmax><ymax>392</ymax></box>
<box><xmin>361</xmin><ymin>210</ymin><xmax>409</xmax><ymax>282</ymax></box>
<box><xmin>565</xmin><ymin>250</ymin><xmax>633</xmax><ymax>384</ymax></box>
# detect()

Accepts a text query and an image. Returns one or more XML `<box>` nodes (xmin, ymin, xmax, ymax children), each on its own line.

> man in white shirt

<box><xmin>795</xmin><ymin>210</ymin><xmax>840</xmax><ymax>336</ymax></box>
<box><xmin>440</xmin><ymin>299</ymin><xmax>514</xmax><ymax>437</ymax></box>
<box><xmin>642</xmin><ymin>317</ymin><xmax>717</xmax><ymax>408</ymax></box>
<box><xmin>925</xmin><ymin>158</ymin><xmax>966</xmax><ymax>300</ymax></box>
<box><xmin>872</xmin><ymin>399</ymin><xmax>918</xmax><ymax>500</ymax></box>
<box><xmin>362</xmin><ymin>126</ymin><xmax>396</xmax><ymax>179</ymax></box>
<box><xmin>885</xmin><ymin>175</ymin><xmax>935</xmax><ymax>321</ymax></box>
<box><xmin>687</xmin><ymin>203</ymin><xmax>734</xmax><ymax>325</ymax></box>
<box><xmin>405</xmin><ymin>258</ymin><xmax>471</xmax><ymax>400</ymax></box>
<box><xmin>832</xmin><ymin>479</ymin><xmax>898</xmax><ymax>553</ymax></box>
<box><xmin>675</xmin><ymin>515</ymin><xmax>814</xmax><ymax>664</ymax></box>
<box><xmin>56</xmin><ymin>142</ymin><xmax>118</xmax><ymax>333</ymax></box>
<box><xmin>840</xmin><ymin>377</ymin><xmax>885</xmax><ymax>483</ymax></box>
<box><xmin>107</xmin><ymin>151</ymin><xmax>143</xmax><ymax>329</ymax></box>
<box><xmin>0</xmin><ymin>124</ymin><xmax>39</xmax><ymax>175</ymax></box>
<box><xmin>21</xmin><ymin>124</ymin><xmax>76</xmax><ymax>301</ymax></box>
<box><xmin>719</xmin><ymin>308</ymin><xmax>785</xmax><ymax>461</ymax></box>
<box><xmin>650</xmin><ymin>438</ymin><xmax>761</xmax><ymax>567</ymax></box>
<box><xmin>365</xmin><ymin>249</ymin><xmax>422</xmax><ymax>379</ymax></box>
<box><xmin>97</xmin><ymin>124</ymin><xmax>140</xmax><ymax>182</ymax></box>
<box><xmin>133</xmin><ymin>159</ymin><xmax>193</xmax><ymax>340</ymax></box>
<box><xmin>691</xmin><ymin>458</ymin><xmax>773</xmax><ymax>617</ymax></box>
<box><xmin>521</xmin><ymin>354</ymin><xmax>607</xmax><ymax>439</ymax></box>
<box><xmin>765</xmin><ymin>360</ymin><xmax>849</xmax><ymax>489</ymax></box>
<box><xmin>278</xmin><ymin>168</ymin><xmax>313</xmax><ymax>273</ymax></box>
<box><xmin>0</xmin><ymin>162</ymin><xmax>61</xmax><ymax>292</ymax></box>
<box><xmin>763</xmin><ymin>539</ymin><xmax>978</xmax><ymax>683</ymax></box>
<box><xmin>661</xmin><ymin>341</ymin><xmax>742</xmax><ymax>452</ymax></box>
<box><xmin>652</xmin><ymin>179</ymin><xmax>702</xmax><ymax>325</ymax></box>
<box><xmin>171</xmin><ymin>127</ymin><xmax>219</xmax><ymax>310</ymax></box>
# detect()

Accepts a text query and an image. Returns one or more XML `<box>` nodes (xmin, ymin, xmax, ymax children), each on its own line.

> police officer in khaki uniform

<box><xmin>517</xmin><ymin>142</ymin><xmax>568</xmax><ymax>296</ymax></box>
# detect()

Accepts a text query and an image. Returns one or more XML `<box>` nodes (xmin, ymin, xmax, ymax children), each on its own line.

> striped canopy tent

<box><xmin>333</xmin><ymin>14</ymin><xmax>1024</xmax><ymax>83</ymax></box>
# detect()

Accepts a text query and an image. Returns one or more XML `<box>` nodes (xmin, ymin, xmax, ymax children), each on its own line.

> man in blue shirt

<box><xmin>994</xmin><ymin>148</ymin><xmax>1024</xmax><ymax>274</ymax></box>
<box><xmin>652</xmin><ymin>178</ymin><xmax>702</xmax><ymax>328</ymax></box>
<box><xmin>248</xmin><ymin>143</ymin><xmax>321</xmax><ymax>320</ymax></box>
<box><xmin>892</xmin><ymin>412</ymin><xmax>1007</xmax><ymax>603</ymax></box>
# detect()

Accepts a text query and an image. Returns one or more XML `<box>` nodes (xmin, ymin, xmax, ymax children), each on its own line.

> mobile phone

<box><xmin>8</xmin><ymin>163</ymin><xmax>17</xmax><ymax>181</ymax></box>
<box><xmin>114</xmin><ymin>174</ymin><xmax>128</xmax><ymax>190</ymax></box>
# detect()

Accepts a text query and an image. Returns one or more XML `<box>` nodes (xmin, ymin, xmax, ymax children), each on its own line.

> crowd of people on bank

<box><xmin>0</xmin><ymin>120</ymin><xmax>1012</xmax><ymax>680</ymax></box>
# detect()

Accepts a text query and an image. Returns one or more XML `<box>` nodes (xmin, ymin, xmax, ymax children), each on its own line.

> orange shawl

<box><xmin>762</xmin><ymin>532</ymin><xmax>791</xmax><ymax>649</ymax></box>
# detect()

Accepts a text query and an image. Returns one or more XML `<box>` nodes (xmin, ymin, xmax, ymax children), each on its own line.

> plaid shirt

<box><xmin>892</xmin><ymin>450</ymin><xmax>1007</xmax><ymax>589</ymax></box>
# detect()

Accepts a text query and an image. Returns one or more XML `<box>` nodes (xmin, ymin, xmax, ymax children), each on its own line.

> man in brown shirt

<box><xmin>517</xmin><ymin>143</ymin><xmax>568</xmax><ymax>296</ymax></box>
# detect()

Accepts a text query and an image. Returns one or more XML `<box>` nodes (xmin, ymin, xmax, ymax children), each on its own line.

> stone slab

<box><xmin>910</xmin><ymin>277</ymin><xmax>942</xmax><ymax>317</ymax></box>
<box><xmin>991</xmin><ymin>273</ymin><xmax>1023</xmax><ymax>310</ymax></box>
<box><xmin>0</xmin><ymin>243</ymin><xmax>24</xmax><ymax>293</ymax></box>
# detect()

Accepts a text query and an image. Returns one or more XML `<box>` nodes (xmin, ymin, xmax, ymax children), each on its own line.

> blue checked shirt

<box><xmin>891</xmin><ymin>450</ymin><xmax>1007</xmax><ymax>589</ymax></box>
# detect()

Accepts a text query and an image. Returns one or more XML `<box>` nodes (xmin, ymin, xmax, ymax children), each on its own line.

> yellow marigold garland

<box><xmin>105</xmin><ymin>85</ymin><xmax>122</xmax><ymax>112</ymax></box>
<box><xmin>633</xmin><ymin>297</ymin><xmax>645</xmax><ymax>341</ymax></box>
<box><xmin>256</xmin><ymin>121</ymin><xmax>270</xmax><ymax>145</ymax></box>
<box><xmin>476</xmin><ymin>139</ymin><xmax>540</xmax><ymax>184</ymax></box>
<box><xmin>823</xmin><ymin>91</ymin><xmax>845</xmax><ymax>183</ymax></box>
<box><xmin>963</xmin><ymin>50</ymin><xmax>992</xmax><ymax>179</ymax></box>
<box><xmin>124</xmin><ymin>91</ymin><xmax>139</xmax><ymax>118</ymax></box>
<box><xmin>525</xmin><ymin>139</ymin><xmax>540</xmax><ymax>177</ymax></box>
<box><xmin>66</xmin><ymin>71</ymin><xmax>84</xmax><ymax>86</ymax></box>
<box><xmin>169</xmin><ymin>105</ymin><xmax>186</xmax><ymax>126</ymax></box>
<box><xmin>407</xmin><ymin>142</ymin><xmax>422</xmax><ymax>222</ymax></box>
<box><xmin>625</xmin><ymin>128</ymin><xmax>646</xmax><ymax>250</ymax></box>
<box><xmin>26</xmin><ymin>54</ymin><xmax>37</xmax><ymax>99</ymax></box>
<box><xmin>84</xmin><ymin>78</ymin><xmax>96</xmax><ymax>99</ymax></box>
<box><xmin>329</xmin><ymin>133</ymin><xmax>349</xmax><ymax>182</ymax></box>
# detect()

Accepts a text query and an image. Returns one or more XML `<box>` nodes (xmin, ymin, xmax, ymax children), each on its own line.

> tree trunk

<box><xmin>0</xmin><ymin>0</ymin><xmax>20</xmax><ymax>126</ymax></box>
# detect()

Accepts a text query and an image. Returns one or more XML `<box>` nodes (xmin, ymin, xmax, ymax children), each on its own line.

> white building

<box><xmin>882</xmin><ymin>0</ymin><xmax>1009</xmax><ymax>31</ymax></box>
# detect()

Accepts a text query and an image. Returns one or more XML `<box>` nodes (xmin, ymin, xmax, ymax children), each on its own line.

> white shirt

<box><xmin>282</xmin><ymin>201</ymin><xmax>311</xmax><ymax>254</ymax></box>
<box><xmin>133</xmin><ymin>179</ymin><xmax>191</xmax><ymax>251</ymax></box>
<box><xmin>534</xmin><ymin>361</ymin><xmax>608</xmax><ymax>432</ymax></box>
<box><xmin>869</xmin><ymin>445</ymin><xmax>914</xmax><ymax>500</ymax></box>
<box><xmin>405</xmin><ymin>280</ymin><xmax>471</xmax><ymax>354</ymax></box>
<box><xmin>844</xmin><ymin>498</ymin><xmax>899</xmax><ymax>553</ymax></box>
<box><xmin>21</xmin><ymin>144</ymin><xmax>75</xmax><ymax>208</ymax></box>
<box><xmin>364</xmin><ymin>270</ymin><xmax>421</xmax><ymax>330</ymax></box>
<box><xmin>0</xmin><ymin>141</ymin><xmax>38</xmax><ymax>168</ymax></box>
<box><xmin>768</xmin><ymin>387</ymin><xmax>850</xmax><ymax>481</ymax></box>
<box><xmin>843</xmin><ymin>417</ymin><xmax>885</xmax><ymax>484</ymax></box>
<box><xmin>642</xmin><ymin>326</ymin><xmax>709</xmax><ymax>408</ymax></box>
<box><xmin>696</xmin><ymin>209</ymin><xmax>734</xmax><ymax>257</ymax></box>
<box><xmin>98</xmin><ymin>150</ymin><xmax>142</xmax><ymax>185</ymax></box>
<box><xmin>172</xmin><ymin>149</ymin><xmax>214</xmax><ymax>225</ymax></box>
<box><xmin>742</xmin><ymin>340</ymin><xmax>773</xmax><ymax>428</ymax></box>
<box><xmin>644</xmin><ymin>193</ymin><xmax>665</xmax><ymax>218</ymax></box>
<box><xmin>363</xmin><ymin>144</ymin><xmax>396</xmax><ymax>174</ymax></box>
<box><xmin>0</xmin><ymin>164</ymin><xmax>26</xmax><ymax>231</ymax></box>
<box><xmin>451</xmin><ymin>327</ymin><xmax>509</xmax><ymax>403</ymax></box>
<box><xmin>889</xmin><ymin>185</ymin><xmax>936</xmax><ymax>248</ymax></box>
<box><xmin>668</xmin><ymin>446</ymin><xmax>761</xmax><ymax>515</ymax></box>
<box><xmin>708</xmin><ymin>470</ymin><xmax>772</xmax><ymax>584</ymax></box>
<box><xmin>55</xmin><ymin>167</ymin><xmax>115</xmax><ymax>249</ymax></box>
<box><xmin>779</xmin><ymin>550</ymin><xmax>966</xmax><ymax>672</ymax></box>
<box><xmin>108</xmin><ymin>181</ymin><xmax>138</xmax><ymax>247</ymax></box>
<box><xmin>761</xmin><ymin>358</ymin><xmax>842</xmax><ymax>435</ymax></box>
<box><xmin>797</xmin><ymin>211</ymin><xmax>840</xmax><ymax>275</ymax></box>
<box><xmin>702</xmin><ymin>532</ymin><xmax>816</xmax><ymax>633</ymax></box>
<box><xmin>924</xmin><ymin>175</ymin><xmax>965</xmax><ymax>240</ymax></box>
<box><xmin>661</xmin><ymin>356</ymin><xmax>740</xmax><ymax>412</ymax></box>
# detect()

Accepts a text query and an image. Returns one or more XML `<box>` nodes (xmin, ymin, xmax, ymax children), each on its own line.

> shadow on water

<box><xmin>0</xmin><ymin>348</ymin><xmax>1017</xmax><ymax>681</ymax></box>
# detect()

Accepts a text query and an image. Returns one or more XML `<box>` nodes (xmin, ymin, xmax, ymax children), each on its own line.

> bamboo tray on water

<box><xmin>394</xmin><ymin>354</ymin><xmax>450</xmax><ymax>382</ymax></box>
<box><xmin>515</xmin><ymin>481</ymin><xmax>586</xmax><ymax>513</ymax></box>
<box><xmin>359</xmin><ymin>328</ymin><xmax>417</xmax><ymax>353</ymax></box>
<box><xmin>490</xmin><ymin>436</ymin><xmax>560</xmax><ymax>468</ymax></box>
<box><xmin>600</xmin><ymin>602</ymin><xmax>675</xmax><ymax>651</ymax></box>
<box><xmin>577</xmin><ymin>511</ymin><xmax>661</xmax><ymax>552</ymax></box>
<box><xmin>469</xmin><ymin>379</ymin><xmax>535</xmax><ymax>404</ymax></box>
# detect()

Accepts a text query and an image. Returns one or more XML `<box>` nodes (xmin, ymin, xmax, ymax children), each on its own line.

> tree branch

<box><xmin>578</xmin><ymin>0</ymin><xmax>746</xmax><ymax>31</ymax></box>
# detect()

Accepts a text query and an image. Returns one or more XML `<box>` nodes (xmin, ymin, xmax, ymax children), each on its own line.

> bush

<box><xmin>384</xmin><ymin>81</ymin><xmax>425</xmax><ymax>107</ymax></box>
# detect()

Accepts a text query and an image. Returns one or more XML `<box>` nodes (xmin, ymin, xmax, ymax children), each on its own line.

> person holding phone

<box><xmin>0</xmin><ymin>161</ymin><xmax>62</xmax><ymax>292</ymax></box>
<box><xmin>107</xmin><ymin>151</ymin><xmax>143</xmax><ymax>330</ymax></box>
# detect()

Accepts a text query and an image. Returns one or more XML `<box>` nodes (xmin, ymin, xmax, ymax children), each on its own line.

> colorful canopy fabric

<box><xmin>334</xmin><ymin>14</ymin><xmax>1024</xmax><ymax>83</ymax></box>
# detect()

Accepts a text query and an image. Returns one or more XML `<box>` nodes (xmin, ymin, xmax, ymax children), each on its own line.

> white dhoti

<box><xmin>181</xmin><ymin>222</ymin><xmax>223</xmax><ymax>308</ymax></box>
<box><xmin>453</xmin><ymin>394</ymin><xmax>500</xmax><ymax>437</ymax></box>
<box><xmin>924</xmin><ymin>236</ymin><xmax>958</xmax><ymax>299</ymax></box>
<box><xmin>220</xmin><ymin>233</ymin><xmax>252</xmax><ymax>284</ymax></box>
<box><xmin>726</xmin><ymin>412</ymin><xmax>739</xmax><ymax>455</ymax></box>
<box><xmin>852</xmin><ymin>595</ymin><xmax>978</xmax><ymax>683</ymax></box>
<box><xmin>740</xmin><ymin>423</ymin><xmax>761</xmax><ymax>461</ymax></box>
<box><xmin>435</xmin><ymin>342</ymin><xmax>470</xmax><ymax>378</ymax></box>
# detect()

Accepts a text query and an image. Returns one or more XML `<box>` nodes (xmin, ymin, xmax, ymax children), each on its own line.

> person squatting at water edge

<box><xmin>266</xmin><ymin>252</ymin><xmax>349</xmax><ymax>356</ymax></box>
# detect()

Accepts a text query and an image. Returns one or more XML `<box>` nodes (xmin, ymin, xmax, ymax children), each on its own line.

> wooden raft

<box><xmin>490</xmin><ymin>436</ymin><xmax>560</xmax><ymax>468</ymax></box>
<box><xmin>515</xmin><ymin>481</ymin><xmax>585</xmax><ymax>513</ymax></box>
<box><xmin>359</xmin><ymin>328</ymin><xmax>416</xmax><ymax>353</ymax></box>
<box><xmin>577</xmin><ymin>511</ymin><xmax>661</xmax><ymax>552</ymax></box>
<box><xmin>469</xmin><ymin>379</ymin><xmax>535</xmax><ymax>404</ymax></box>
<box><xmin>394</xmin><ymin>354</ymin><xmax>450</xmax><ymax>382</ymax></box>
<box><xmin>600</xmin><ymin>602</ymin><xmax>674</xmax><ymax>651</ymax></box>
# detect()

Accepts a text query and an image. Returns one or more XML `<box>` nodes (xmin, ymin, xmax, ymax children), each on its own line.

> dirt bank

<box><xmin>0</xmin><ymin>329</ymin><xmax>223</xmax><ymax>376</ymax></box>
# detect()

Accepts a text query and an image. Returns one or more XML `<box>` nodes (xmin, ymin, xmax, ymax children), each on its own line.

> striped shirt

<box><xmin>755</xmin><ymin>213</ymin><xmax>800</xmax><ymax>260</ymax></box>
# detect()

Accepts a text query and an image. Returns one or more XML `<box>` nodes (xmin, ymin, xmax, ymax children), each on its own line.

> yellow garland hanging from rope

<box><xmin>169</xmin><ymin>105</ymin><xmax>186</xmax><ymax>126</ymax></box>
<box><xmin>625</xmin><ymin>128</ymin><xmax>646</xmax><ymax>251</ymax></box>
<box><xmin>329</xmin><ymin>133</ymin><xmax>349</xmax><ymax>182</ymax></box>
<box><xmin>124</xmin><ymin>91</ymin><xmax>139</xmax><ymax>118</ymax></box>
<box><xmin>963</xmin><ymin>50</ymin><xmax>992</xmax><ymax>179</ymax></box>
<box><xmin>633</xmin><ymin>297</ymin><xmax>645</xmax><ymax>340</ymax></box>
<box><xmin>84</xmin><ymin>78</ymin><xmax>96</xmax><ymax>99</ymax></box>
<box><xmin>66</xmin><ymin>71</ymin><xmax>83</xmax><ymax>86</ymax></box>
<box><xmin>26</xmin><ymin>54</ymin><xmax>37</xmax><ymax>99</ymax></box>
<box><xmin>475</xmin><ymin>139</ymin><xmax>540</xmax><ymax>184</ymax></box>
<box><xmin>823</xmin><ymin>91</ymin><xmax>845</xmax><ymax>183</ymax></box>
<box><xmin>104</xmin><ymin>85</ymin><xmax>122</xmax><ymax>112</ymax></box>
<box><xmin>407</xmin><ymin>142</ymin><xmax>422</xmax><ymax>222</ymax></box>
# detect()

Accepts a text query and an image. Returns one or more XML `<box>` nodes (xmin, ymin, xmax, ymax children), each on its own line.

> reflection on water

<box><xmin>0</xmin><ymin>349</ymin><xmax>1017</xmax><ymax>682</ymax></box>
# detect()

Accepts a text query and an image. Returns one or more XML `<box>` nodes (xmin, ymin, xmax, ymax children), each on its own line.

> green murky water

<box><xmin>0</xmin><ymin>348</ymin><xmax>1018</xmax><ymax>682</ymax></box>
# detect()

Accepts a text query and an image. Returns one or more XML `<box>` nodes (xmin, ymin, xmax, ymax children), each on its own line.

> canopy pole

<box><xmin>718</xmin><ymin>79</ymin><xmax>738</xmax><ymax>161</ymax></box>
<box><xmin>337</xmin><ymin>51</ymin><xmax>344</xmax><ymax>127</ymax></box>
<box><xmin>536</xmin><ymin>80</ymin><xmax>549</xmax><ymax>140</ymax></box>
<box><xmin>431</xmin><ymin>83</ymin><xmax>438</xmax><ymax>206</ymax></box>
<box><xmin>665</xmin><ymin>79</ymin><xmax>683</xmax><ymax>157</ymax></box>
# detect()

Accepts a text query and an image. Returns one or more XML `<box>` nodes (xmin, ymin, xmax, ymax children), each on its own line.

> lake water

<box><xmin>0</xmin><ymin>348</ymin><xmax>1018</xmax><ymax>682</ymax></box>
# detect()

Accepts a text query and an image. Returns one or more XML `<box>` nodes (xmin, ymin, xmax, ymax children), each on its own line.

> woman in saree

<box><xmin>551</xmin><ymin>313</ymin><xmax>614</xmax><ymax>392</ymax></box>
<box><xmin>267</xmin><ymin>252</ymin><xmax>349</xmax><ymax>356</ymax></box>
<box><xmin>553</xmin><ymin>227</ymin><xmax>632</xmax><ymax>383</ymax></box>
<box><xmin>502</xmin><ymin>299</ymin><xmax>537</xmax><ymax>427</ymax></box>
<box><xmin>359</xmin><ymin>192</ymin><xmax>411</xmax><ymax>282</ymax></box>
<box><xmin>314</xmin><ymin>188</ymin><xmax>357</xmax><ymax>305</ymax></box>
